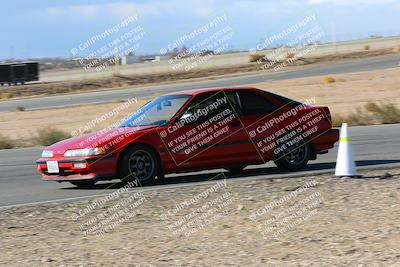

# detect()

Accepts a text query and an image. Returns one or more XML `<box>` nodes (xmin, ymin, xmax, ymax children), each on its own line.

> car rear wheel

<box><xmin>119</xmin><ymin>144</ymin><xmax>161</xmax><ymax>186</ymax></box>
<box><xmin>70</xmin><ymin>180</ymin><xmax>97</xmax><ymax>188</ymax></box>
<box><xmin>274</xmin><ymin>141</ymin><xmax>311</xmax><ymax>171</ymax></box>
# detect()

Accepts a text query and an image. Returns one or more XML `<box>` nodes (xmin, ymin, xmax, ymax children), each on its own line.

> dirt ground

<box><xmin>0</xmin><ymin>48</ymin><xmax>398</xmax><ymax>100</ymax></box>
<box><xmin>0</xmin><ymin>99</ymin><xmax>149</xmax><ymax>145</ymax></box>
<box><xmin>248</xmin><ymin>67</ymin><xmax>400</xmax><ymax>117</ymax></box>
<box><xmin>1</xmin><ymin>67</ymin><xmax>399</xmax><ymax>145</ymax></box>
<box><xmin>0</xmin><ymin>167</ymin><xmax>399</xmax><ymax>266</ymax></box>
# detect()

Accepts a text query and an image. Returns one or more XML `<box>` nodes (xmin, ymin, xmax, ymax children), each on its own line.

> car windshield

<box><xmin>119</xmin><ymin>94</ymin><xmax>191</xmax><ymax>127</ymax></box>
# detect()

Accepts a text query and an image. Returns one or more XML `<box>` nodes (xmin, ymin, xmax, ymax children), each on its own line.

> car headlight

<box><xmin>41</xmin><ymin>150</ymin><xmax>53</xmax><ymax>158</ymax></box>
<box><xmin>64</xmin><ymin>148</ymin><xmax>105</xmax><ymax>157</ymax></box>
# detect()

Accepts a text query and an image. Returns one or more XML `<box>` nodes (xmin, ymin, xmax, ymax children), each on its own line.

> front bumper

<box><xmin>36</xmin><ymin>155</ymin><xmax>117</xmax><ymax>182</ymax></box>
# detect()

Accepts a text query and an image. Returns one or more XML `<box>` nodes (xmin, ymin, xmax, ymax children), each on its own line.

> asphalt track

<box><xmin>0</xmin><ymin>55</ymin><xmax>399</xmax><ymax>112</ymax></box>
<box><xmin>0</xmin><ymin>124</ymin><xmax>399</xmax><ymax>208</ymax></box>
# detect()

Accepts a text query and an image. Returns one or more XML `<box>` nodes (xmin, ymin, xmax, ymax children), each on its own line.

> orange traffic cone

<box><xmin>335</xmin><ymin>123</ymin><xmax>357</xmax><ymax>177</ymax></box>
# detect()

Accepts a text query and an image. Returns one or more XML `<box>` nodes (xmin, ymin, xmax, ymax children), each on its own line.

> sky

<box><xmin>1</xmin><ymin>0</ymin><xmax>400</xmax><ymax>59</ymax></box>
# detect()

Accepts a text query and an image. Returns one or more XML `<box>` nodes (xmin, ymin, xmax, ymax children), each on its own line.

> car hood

<box><xmin>46</xmin><ymin>126</ymin><xmax>155</xmax><ymax>156</ymax></box>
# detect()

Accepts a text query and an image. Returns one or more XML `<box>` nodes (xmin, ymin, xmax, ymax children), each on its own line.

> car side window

<box><xmin>177</xmin><ymin>91</ymin><xmax>238</xmax><ymax>124</ymax></box>
<box><xmin>238</xmin><ymin>90</ymin><xmax>278</xmax><ymax>116</ymax></box>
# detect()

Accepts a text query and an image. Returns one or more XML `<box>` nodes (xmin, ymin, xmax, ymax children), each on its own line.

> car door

<box><xmin>163</xmin><ymin>90</ymin><xmax>257</xmax><ymax>170</ymax></box>
<box><xmin>237</xmin><ymin>89</ymin><xmax>290</xmax><ymax>162</ymax></box>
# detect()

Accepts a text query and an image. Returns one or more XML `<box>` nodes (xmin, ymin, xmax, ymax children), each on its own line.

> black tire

<box><xmin>119</xmin><ymin>144</ymin><xmax>161</xmax><ymax>186</ymax></box>
<box><xmin>225</xmin><ymin>165</ymin><xmax>247</xmax><ymax>173</ymax></box>
<box><xmin>70</xmin><ymin>180</ymin><xmax>97</xmax><ymax>188</ymax></box>
<box><xmin>274</xmin><ymin>141</ymin><xmax>311</xmax><ymax>171</ymax></box>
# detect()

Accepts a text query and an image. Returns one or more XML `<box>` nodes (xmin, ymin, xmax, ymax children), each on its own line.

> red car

<box><xmin>36</xmin><ymin>87</ymin><xmax>339</xmax><ymax>187</ymax></box>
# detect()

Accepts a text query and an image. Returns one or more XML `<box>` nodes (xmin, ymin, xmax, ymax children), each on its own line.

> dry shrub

<box><xmin>364</xmin><ymin>45</ymin><xmax>371</xmax><ymax>51</ymax></box>
<box><xmin>370</xmin><ymin>102</ymin><xmax>400</xmax><ymax>124</ymax></box>
<box><xmin>332</xmin><ymin>102</ymin><xmax>400</xmax><ymax>126</ymax></box>
<box><xmin>0</xmin><ymin>134</ymin><xmax>14</xmax><ymax>149</ymax></box>
<box><xmin>324</xmin><ymin>76</ymin><xmax>336</xmax><ymax>84</ymax></box>
<box><xmin>249</xmin><ymin>54</ymin><xmax>265</xmax><ymax>63</ymax></box>
<box><xmin>286</xmin><ymin>52</ymin><xmax>296</xmax><ymax>59</ymax></box>
<box><xmin>0</xmin><ymin>92</ymin><xmax>13</xmax><ymax>99</ymax></box>
<box><xmin>34</xmin><ymin>128</ymin><xmax>71</xmax><ymax>146</ymax></box>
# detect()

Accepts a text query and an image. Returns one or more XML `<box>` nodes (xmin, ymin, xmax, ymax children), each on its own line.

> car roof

<box><xmin>164</xmin><ymin>87</ymin><xmax>260</xmax><ymax>96</ymax></box>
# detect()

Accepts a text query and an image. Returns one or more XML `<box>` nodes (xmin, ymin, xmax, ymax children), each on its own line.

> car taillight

<box><xmin>322</xmin><ymin>107</ymin><xmax>332</xmax><ymax>124</ymax></box>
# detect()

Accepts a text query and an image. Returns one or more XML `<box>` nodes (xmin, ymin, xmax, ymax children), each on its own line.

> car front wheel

<box><xmin>119</xmin><ymin>144</ymin><xmax>161</xmax><ymax>186</ymax></box>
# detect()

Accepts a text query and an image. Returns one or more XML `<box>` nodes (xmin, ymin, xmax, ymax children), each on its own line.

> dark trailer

<box><xmin>0</xmin><ymin>62</ymin><xmax>39</xmax><ymax>85</ymax></box>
